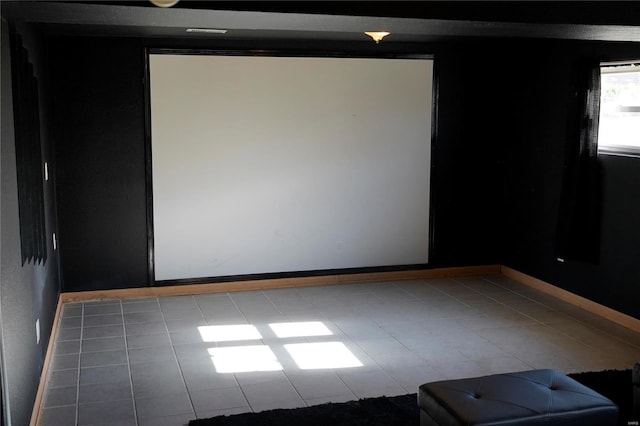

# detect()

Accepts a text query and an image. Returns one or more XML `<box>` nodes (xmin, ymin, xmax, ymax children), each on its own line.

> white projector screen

<box><xmin>150</xmin><ymin>53</ymin><xmax>433</xmax><ymax>281</ymax></box>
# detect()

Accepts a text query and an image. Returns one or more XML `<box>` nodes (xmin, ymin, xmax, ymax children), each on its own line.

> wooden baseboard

<box><xmin>501</xmin><ymin>266</ymin><xmax>640</xmax><ymax>334</ymax></box>
<box><xmin>30</xmin><ymin>295</ymin><xmax>63</xmax><ymax>426</ymax></box>
<box><xmin>60</xmin><ymin>265</ymin><xmax>502</xmax><ymax>303</ymax></box>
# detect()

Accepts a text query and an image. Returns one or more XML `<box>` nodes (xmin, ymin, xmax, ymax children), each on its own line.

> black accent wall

<box><xmin>428</xmin><ymin>45</ymin><xmax>506</xmax><ymax>267</ymax></box>
<box><xmin>48</xmin><ymin>36</ymin><xmax>507</xmax><ymax>291</ymax></box>
<box><xmin>46</xmin><ymin>35</ymin><xmax>640</xmax><ymax>322</ymax></box>
<box><xmin>500</xmin><ymin>40</ymin><xmax>640</xmax><ymax>319</ymax></box>
<box><xmin>50</xmin><ymin>37</ymin><xmax>148</xmax><ymax>292</ymax></box>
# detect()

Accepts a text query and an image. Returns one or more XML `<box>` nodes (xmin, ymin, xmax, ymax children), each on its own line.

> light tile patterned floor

<box><xmin>39</xmin><ymin>274</ymin><xmax>640</xmax><ymax>426</ymax></box>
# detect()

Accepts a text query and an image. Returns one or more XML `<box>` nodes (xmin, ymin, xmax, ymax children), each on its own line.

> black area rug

<box><xmin>189</xmin><ymin>369</ymin><xmax>634</xmax><ymax>426</ymax></box>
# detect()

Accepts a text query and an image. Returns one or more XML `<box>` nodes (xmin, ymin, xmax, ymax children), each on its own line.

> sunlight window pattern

<box><xmin>284</xmin><ymin>342</ymin><xmax>364</xmax><ymax>369</ymax></box>
<box><xmin>208</xmin><ymin>345</ymin><xmax>283</xmax><ymax>373</ymax></box>
<box><xmin>201</xmin><ymin>321</ymin><xmax>362</xmax><ymax>373</ymax></box>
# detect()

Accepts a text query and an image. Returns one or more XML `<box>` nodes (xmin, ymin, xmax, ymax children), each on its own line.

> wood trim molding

<box><xmin>60</xmin><ymin>265</ymin><xmax>502</xmax><ymax>303</ymax></box>
<box><xmin>501</xmin><ymin>266</ymin><xmax>640</xmax><ymax>334</ymax></box>
<box><xmin>30</xmin><ymin>295</ymin><xmax>63</xmax><ymax>426</ymax></box>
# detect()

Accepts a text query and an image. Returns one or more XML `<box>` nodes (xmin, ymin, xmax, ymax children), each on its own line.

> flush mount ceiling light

<box><xmin>186</xmin><ymin>28</ymin><xmax>228</xmax><ymax>34</ymax></box>
<box><xmin>364</xmin><ymin>31</ymin><xmax>391</xmax><ymax>44</ymax></box>
<box><xmin>149</xmin><ymin>0</ymin><xmax>180</xmax><ymax>7</ymax></box>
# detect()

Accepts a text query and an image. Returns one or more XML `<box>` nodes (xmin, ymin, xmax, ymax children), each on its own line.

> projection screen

<box><xmin>150</xmin><ymin>53</ymin><xmax>433</xmax><ymax>281</ymax></box>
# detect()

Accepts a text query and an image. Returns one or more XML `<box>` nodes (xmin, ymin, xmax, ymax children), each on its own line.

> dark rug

<box><xmin>189</xmin><ymin>369</ymin><xmax>634</xmax><ymax>426</ymax></box>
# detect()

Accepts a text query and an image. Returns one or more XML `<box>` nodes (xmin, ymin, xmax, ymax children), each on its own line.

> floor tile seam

<box><xmin>546</xmin><ymin>318</ymin><xmax>640</xmax><ymax>350</ymax></box>
<box><xmin>331</xmin><ymin>321</ymin><xmax>390</xmax><ymax>344</ymax></box>
<box><xmin>120</xmin><ymin>300</ymin><xmax>140</xmax><ymax>426</ymax></box>
<box><xmin>454</xmin><ymin>278</ymin><xmax>567</xmax><ymax>329</ymax></box>
<box><xmin>223</xmin><ymin>376</ymin><xmax>259</xmax><ymax>415</ymax></box>
<box><xmin>351</xmin><ymin>333</ymin><xmax>415</xmax><ymax>363</ymax></box>
<box><xmin>482</xmin><ymin>277</ymin><xmax>614</xmax><ymax>329</ymax></box>
<box><xmin>255</xmin><ymin>341</ymin><xmax>311</xmax><ymax>409</ymax></box>
<box><xmin>499</xmin><ymin>307</ymin><xmax>563</xmax><ymax>329</ymax></box>
<box><xmin>339</xmin><ymin>329</ymin><xmax>411</xmax><ymax>392</ymax></box>
<box><xmin>83</xmin><ymin>323</ymin><xmax>121</xmax><ymax>332</ymax></box>
<box><xmin>475</xmin><ymin>289</ymin><xmax>544</xmax><ymax>311</ymax></box>
<box><xmin>41</xmin><ymin>401</ymin><xmax>77</xmax><ymax>410</ymax></box>
<box><xmin>335</xmin><ymin>365</ymin><xmax>405</xmax><ymax>398</ymax></box>
<box><xmin>450</xmin><ymin>277</ymin><xmax>494</xmax><ymax>297</ymax></box>
<box><xmin>498</xmin><ymin>341</ymin><xmax>586</xmax><ymax>366</ymax></box>
<box><xmin>426</xmin><ymin>284</ymin><xmax>476</xmax><ymax>305</ymax></box>
<box><xmin>262</xmin><ymin>291</ymin><xmax>297</xmax><ymax>316</ymax></box>
<box><xmin>489</xmin><ymin>352</ymin><xmax>537</xmax><ymax>371</ymax></box>
<box><xmin>225</xmin><ymin>292</ymin><xmax>257</xmax><ymax>326</ymax></box>
<box><xmin>564</xmin><ymin>318</ymin><xmax>640</xmax><ymax>350</ymax></box>
<box><xmin>330</xmin><ymin>370</ymin><xmax>361</xmax><ymax>401</ymax></box>
<box><xmin>82</xmin><ymin>310</ymin><xmax>123</xmax><ymax>317</ymax></box>
<box><xmin>73</xmin><ymin>303</ymin><xmax>86</xmax><ymax>426</ymax></box>
<box><xmin>478</xmin><ymin>276</ymin><xmax>556</xmax><ymax>307</ymax></box>
<box><xmin>274</xmin><ymin>372</ymin><xmax>309</xmax><ymax>411</ymax></box>
<box><xmin>77</xmin><ymin>396</ymin><xmax>133</xmax><ymax>406</ymax></box>
<box><xmin>296</xmin><ymin>384</ymin><xmax>358</xmax><ymax>404</ymax></box>
<box><xmin>159</xmin><ymin>297</ymin><xmax>202</xmax><ymax>421</ymax></box>
<box><xmin>81</xmin><ymin>360</ymin><xmax>129</xmax><ymax>370</ymax></box>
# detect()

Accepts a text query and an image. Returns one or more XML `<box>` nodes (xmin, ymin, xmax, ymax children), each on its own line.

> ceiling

<box><xmin>2</xmin><ymin>1</ymin><xmax>640</xmax><ymax>43</ymax></box>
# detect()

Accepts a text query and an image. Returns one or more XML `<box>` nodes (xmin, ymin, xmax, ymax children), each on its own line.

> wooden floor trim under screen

<box><xmin>60</xmin><ymin>265</ymin><xmax>502</xmax><ymax>303</ymax></box>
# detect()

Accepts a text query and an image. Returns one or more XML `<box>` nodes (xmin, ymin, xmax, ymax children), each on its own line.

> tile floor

<box><xmin>39</xmin><ymin>274</ymin><xmax>640</xmax><ymax>426</ymax></box>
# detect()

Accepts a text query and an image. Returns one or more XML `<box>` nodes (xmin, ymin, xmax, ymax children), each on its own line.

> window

<box><xmin>598</xmin><ymin>61</ymin><xmax>640</xmax><ymax>155</ymax></box>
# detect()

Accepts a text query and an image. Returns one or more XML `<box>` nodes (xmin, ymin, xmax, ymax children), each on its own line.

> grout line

<box><xmin>228</xmin><ymin>292</ymin><xmax>306</xmax><ymax>412</ymax></box>
<box><xmin>120</xmin><ymin>300</ymin><xmax>140</xmax><ymax>426</ymax></box>
<box><xmin>161</xmin><ymin>296</ymin><xmax>198</xmax><ymax>419</ymax></box>
<box><xmin>74</xmin><ymin>303</ymin><xmax>84</xmax><ymax>426</ymax></box>
<box><xmin>482</xmin><ymin>275</ymin><xmax>640</xmax><ymax>350</ymax></box>
<box><xmin>500</xmin><ymin>266</ymin><xmax>640</xmax><ymax>335</ymax></box>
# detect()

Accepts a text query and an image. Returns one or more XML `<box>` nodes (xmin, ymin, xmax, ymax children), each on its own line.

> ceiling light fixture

<box><xmin>186</xmin><ymin>28</ymin><xmax>228</xmax><ymax>34</ymax></box>
<box><xmin>149</xmin><ymin>0</ymin><xmax>180</xmax><ymax>7</ymax></box>
<box><xmin>364</xmin><ymin>31</ymin><xmax>391</xmax><ymax>44</ymax></box>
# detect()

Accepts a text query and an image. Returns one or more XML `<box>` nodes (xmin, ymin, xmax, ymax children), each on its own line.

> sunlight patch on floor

<box><xmin>285</xmin><ymin>341</ymin><xmax>363</xmax><ymax>369</ymax></box>
<box><xmin>208</xmin><ymin>345</ymin><xmax>283</xmax><ymax>373</ymax></box>
<box><xmin>198</xmin><ymin>324</ymin><xmax>262</xmax><ymax>342</ymax></box>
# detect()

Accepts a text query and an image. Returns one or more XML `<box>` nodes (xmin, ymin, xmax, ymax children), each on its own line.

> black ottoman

<box><xmin>418</xmin><ymin>369</ymin><xmax>618</xmax><ymax>426</ymax></box>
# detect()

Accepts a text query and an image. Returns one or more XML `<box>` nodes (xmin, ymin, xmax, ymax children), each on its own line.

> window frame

<box><xmin>597</xmin><ymin>60</ymin><xmax>640</xmax><ymax>157</ymax></box>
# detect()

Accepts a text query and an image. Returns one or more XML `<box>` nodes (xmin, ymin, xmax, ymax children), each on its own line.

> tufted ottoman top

<box><xmin>418</xmin><ymin>369</ymin><xmax>618</xmax><ymax>426</ymax></box>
